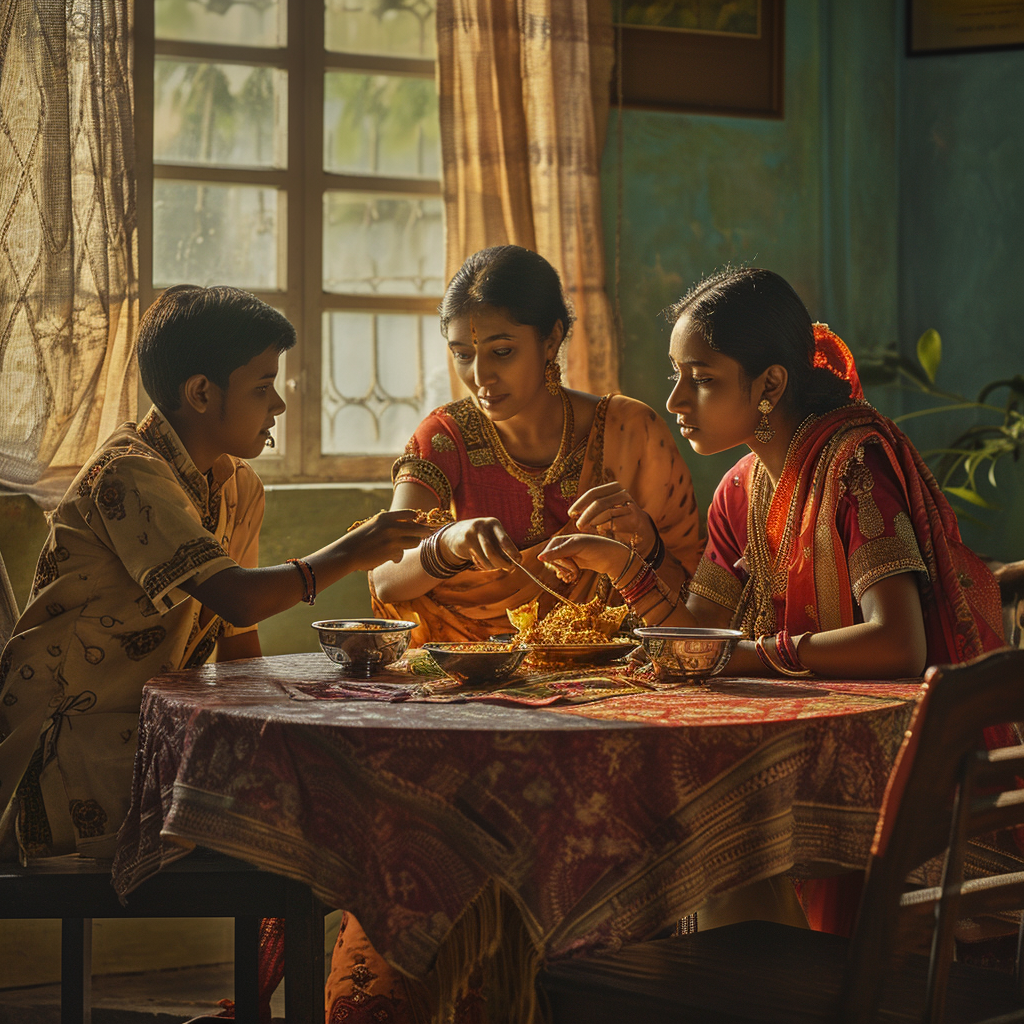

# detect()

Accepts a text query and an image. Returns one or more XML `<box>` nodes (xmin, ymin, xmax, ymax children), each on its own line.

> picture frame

<box><xmin>908</xmin><ymin>0</ymin><xmax>1024</xmax><ymax>56</ymax></box>
<box><xmin>613</xmin><ymin>0</ymin><xmax>784</xmax><ymax>118</ymax></box>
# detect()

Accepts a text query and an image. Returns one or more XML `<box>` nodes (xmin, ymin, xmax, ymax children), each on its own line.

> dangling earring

<box><xmin>754</xmin><ymin>398</ymin><xmax>775</xmax><ymax>444</ymax></box>
<box><xmin>544</xmin><ymin>359</ymin><xmax>563</xmax><ymax>396</ymax></box>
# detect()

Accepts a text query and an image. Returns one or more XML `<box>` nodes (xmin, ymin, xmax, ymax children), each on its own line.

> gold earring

<box><xmin>544</xmin><ymin>359</ymin><xmax>562</xmax><ymax>396</ymax></box>
<box><xmin>754</xmin><ymin>398</ymin><xmax>774</xmax><ymax>444</ymax></box>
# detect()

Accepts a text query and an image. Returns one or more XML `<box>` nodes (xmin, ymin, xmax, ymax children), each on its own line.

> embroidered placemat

<box><xmin>282</xmin><ymin>648</ymin><xmax>646</xmax><ymax>706</ymax></box>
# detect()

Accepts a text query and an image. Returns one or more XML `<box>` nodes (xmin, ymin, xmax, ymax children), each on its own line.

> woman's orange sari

<box><xmin>372</xmin><ymin>393</ymin><xmax>703</xmax><ymax>645</ymax></box>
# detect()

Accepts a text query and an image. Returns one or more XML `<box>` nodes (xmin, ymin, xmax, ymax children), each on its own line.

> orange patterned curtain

<box><xmin>0</xmin><ymin>1</ymin><xmax>138</xmax><ymax>504</ymax></box>
<box><xmin>437</xmin><ymin>0</ymin><xmax>619</xmax><ymax>396</ymax></box>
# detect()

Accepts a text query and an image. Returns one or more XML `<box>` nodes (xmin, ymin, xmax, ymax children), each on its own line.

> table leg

<box><xmin>61</xmin><ymin>917</ymin><xmax>91</xmax><ymax>1024</ymax></box>
<box><xmin>233</xmin><ymin>915</ymin><xmax>260</xmax><ymax>1023</ymax></box>
<box><xmin>284</xmin><ymin>881</ymin><xmax>325</xmax><ymax>1023</ymax></box>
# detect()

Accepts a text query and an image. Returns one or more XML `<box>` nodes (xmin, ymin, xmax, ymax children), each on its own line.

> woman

<box><xmin>371</xmin><ymin>245</ymin><xmax>703</xmax><ymax>646</ymax></box>
<box><xmin>324</xmin><ymin>246</ymin><xmax>704</xmax><ymax>1024</ymax></box>
<box><xmin>539</xmin><ymin>266</ymin><xmax>1008</xmax><ymax>937</ymax></box>
<box><xmin>541</xmin><ymin>266</ymin><xmax>1004</xmax><ymax>681</ymax></box>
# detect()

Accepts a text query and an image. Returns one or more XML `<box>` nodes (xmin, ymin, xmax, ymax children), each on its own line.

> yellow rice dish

<box><xmin>507</xmin><ymin>597</ymin><xmax>628</xmax><ymax>645</ymax></box>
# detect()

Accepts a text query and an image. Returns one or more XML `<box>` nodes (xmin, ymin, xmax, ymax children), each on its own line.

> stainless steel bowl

<box><xmin>632</xmin><ymin>626</ymin><xmax>744</xmax><ymax>688</ymax></box>
<box><xmin>312</xmin><ymin>618</ymin><xmax>417</xmax><ymax>677</ymax></box>
<box><xmin>423</xmin><ymin>642</ymin><xmax>529</xmax><ymax>686</ymax></box>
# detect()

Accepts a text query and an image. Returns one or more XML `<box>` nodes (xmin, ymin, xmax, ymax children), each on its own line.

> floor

<box><xmin>0</xmin><ymin>964</ymin><xmax>286</xmax><ymax>1023</ymax></box>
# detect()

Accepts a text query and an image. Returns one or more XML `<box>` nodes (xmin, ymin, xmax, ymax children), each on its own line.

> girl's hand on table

<box><xmin>441</xmin><ymin>517</ymin><xmax>522</xmax><ymax>571</ymax></box>
<box><xmin>539</xmin><ymin>534</ymin><xmax>631</xmax><ymax>584</ymax></box>
<box><xmin>570</xmin><ymin>482</ymin><xmax>657</xmax><ymax>553</ymax></box>
<box><xmin>343</xmin><ymin>510</ymin><xmax>434</xmax><ymax>571</ymax></box>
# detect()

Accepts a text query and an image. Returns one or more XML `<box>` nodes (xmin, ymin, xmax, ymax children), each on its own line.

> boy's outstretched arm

<box><xmin>181</xmin><ymin>511</ymin><xmax>432</xmax><ymax>628</ymax></box>
<box><xmin>217</xmin><ymin>631</ymin><xmax>263</xmax><ymax>661</ymax></box>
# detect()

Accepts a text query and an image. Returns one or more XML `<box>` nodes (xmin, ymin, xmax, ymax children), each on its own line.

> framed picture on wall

<box><xmin>613</xmin><ymin>0</ymin><xmax>784</xmax><ymax>118</ymax></box>
<box><xmin>909</xmin><ymin>0</ymin><xmax>1024</xmax><ymax>55</ymax></box>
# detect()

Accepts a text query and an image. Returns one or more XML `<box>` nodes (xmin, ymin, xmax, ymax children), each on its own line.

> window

<box><xmin>136</xmin><ymin>0</ymin><xmax>449</xmax><ymax>482</ymax></box>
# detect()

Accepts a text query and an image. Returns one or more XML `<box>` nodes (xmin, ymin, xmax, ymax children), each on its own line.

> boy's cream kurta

<box><xmin>0</xmin><ymin>408</ymin><xmax>262</xmax><ymax>860</ymax></box>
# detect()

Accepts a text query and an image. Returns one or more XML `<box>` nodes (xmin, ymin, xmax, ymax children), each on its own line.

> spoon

<box><xmin>516</xmin><ymin>562</ymin><xmax>582</xmax><ymax>610</ymax></box>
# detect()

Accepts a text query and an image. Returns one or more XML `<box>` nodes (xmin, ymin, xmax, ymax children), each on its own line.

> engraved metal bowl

<box><xmin>632</xmin><ymin>627</ymin><xmax>744</xmax><ymax>688</ymax></box>
<box><xmin>422</xmin><ymin>642</ymin><xmax>529</xmax><ymax>686</ymax></box>
<box><xmin>312</xmin><ymin>618</ymin><xmax>417</xmax><ymax>677</ymax></box>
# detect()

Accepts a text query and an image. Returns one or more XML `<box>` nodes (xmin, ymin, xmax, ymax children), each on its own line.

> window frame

<box><xmin>134</xmin><ymin>2</ymin><xmax>443</xmax><ymax>484</ymax></box>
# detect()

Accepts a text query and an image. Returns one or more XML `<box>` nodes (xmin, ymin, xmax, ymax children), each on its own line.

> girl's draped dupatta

<box><xmin>768</xmin><ymin>325</ymin><xmax>1003</xmax><ymax>665</ymax></box>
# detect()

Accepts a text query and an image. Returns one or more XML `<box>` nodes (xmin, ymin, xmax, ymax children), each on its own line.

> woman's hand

<box><xmin>440</xmin><ymin>517</ymin><xmax>522</xmax><ymax>571</ymax></box>
<box><xmin>570</xmin><ymin>482</ymin><xmax>657</xmax><ymax>554</ymax></box>
<box><xmin>341</xmin><ymin>510</ymin><xmax>434</xmax><ymax>572</ymax></box>
<box><xmin>538</xmin><ymin>534</ymin><xmax>632</xmax><ymax>584</ymax></box>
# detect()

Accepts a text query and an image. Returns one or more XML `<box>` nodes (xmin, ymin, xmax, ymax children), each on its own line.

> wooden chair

<box><xmin>539</xmin><ymin>647</ymin><xmax>1024</xmax><ymax>1024</ymax></box>
<box><xmin>1</xmin><ymin>851</ymin><xmax>326</xmax><ymax>1024</ymax></box>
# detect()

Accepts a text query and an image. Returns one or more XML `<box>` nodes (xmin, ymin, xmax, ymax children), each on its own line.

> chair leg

<box><xmin>284</xmin><ymin>880</ymin><xmax>325</xmax><ymax>1024</ymax></box>
<box><xmin>61</xmin><ymin>917</ymin><xmax>91</xmax><ymax>1024</ymax></box>
<box><xmin>233</xmin><ymin>915</ymin><xmax>261</xmax><ymax>1024</ymax></box>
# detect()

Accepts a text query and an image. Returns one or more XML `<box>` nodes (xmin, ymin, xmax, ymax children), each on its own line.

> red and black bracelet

<box><xmin>287</xmin><ymin>557</ymin><xmax>317</xmax><ymax>605</ymax></box>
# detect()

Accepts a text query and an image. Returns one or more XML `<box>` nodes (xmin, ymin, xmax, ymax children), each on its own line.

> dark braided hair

<box><xmin>666</xmin><ymin>267</ymin><xmax>852</xmax><ymax>416</ymax></box>
<box><xmin>439</xmin><ymin>245</ymin><xmax>575</xmax><ymax>344</ymax></box>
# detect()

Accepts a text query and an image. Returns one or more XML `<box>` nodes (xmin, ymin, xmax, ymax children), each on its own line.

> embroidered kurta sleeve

<box><xmin>76</xmin><ymin>456</ymin><xmax>234</xmax><ymax>614</ymax></box>
<box><xmin>837</xmin><ymin>442</ymin><xmax>927</xmax><ymax>603</ymax></box>
<box><xmin>391</xmin><ymin>409</ymin><xmax>461</xmax><ymax>509</ymax></box>
<box><xmin>688</xmin><ymin>456</ymin><xmax>754</xmax><ymax>612</ymax></box>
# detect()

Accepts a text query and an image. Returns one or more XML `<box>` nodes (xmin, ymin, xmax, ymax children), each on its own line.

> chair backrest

<box><xmin>844</xmin><ymin>646</ymin><xmax>1024</xmax><ymax>1023</ymax></box>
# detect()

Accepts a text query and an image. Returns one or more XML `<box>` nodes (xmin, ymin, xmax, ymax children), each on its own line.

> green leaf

<box><xmin>944</xmin><ymin>485</ymin><xmax>999</xmax><ymax>510</ymax></box>
<box><xmin>916</xmin><ymin>329</ymin><xmax>942</xmax><ymax>383</ymax></box>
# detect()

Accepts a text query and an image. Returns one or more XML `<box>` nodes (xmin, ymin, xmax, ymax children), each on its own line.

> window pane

<box><xmin>154</xmin><ymin>181</ymin><xmax>282</xmax><ymax>290</ymax></box>
<box><xmin>324</xmin><ymin>72</ymin><xmax>439</xmax><ymax>179</ymax></box>
<box><xmin>321</xmin><ymin>312</ymin><xmax>449</xmax><ymax>455</ymax></box>
<box><xmin>155</xmin><ymin>0</ymin><xmax>286</xmax><ymax>47</ymax></box>
<box><xmin>155</xmin><ymin>60</ymin><xmax>288</xmax><ymax>170</ymax></box>
<box><xmin>325</xmin><ymin>0</ymin><xmax>436</xmax><ymax>59</ymax></box>
<box><xmin>323</xmin><ymin>193</ymin><xmax>443</xmax><ymax>296</ymax></box>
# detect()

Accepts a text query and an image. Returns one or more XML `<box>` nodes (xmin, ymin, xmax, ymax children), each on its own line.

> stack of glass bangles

<box><xmin>754</xmin><ymin>630</ymin><xmax>814</xmax><ymax>677</ymax></box>
<box><xmin>420</xmin><ymin>523</ymin><xmax>473</xmax><ymax>579</ymax></box>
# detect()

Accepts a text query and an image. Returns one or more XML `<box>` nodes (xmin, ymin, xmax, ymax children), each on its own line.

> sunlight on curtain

<box><xmin>437</xmin><ymin>0</ymin><xmax>618</xmax><ymax>396</ymax></box>
<box><xmin>0</xmin><ymin>1</ymin><xmax>137</xmax><ymax>505</ymax></box>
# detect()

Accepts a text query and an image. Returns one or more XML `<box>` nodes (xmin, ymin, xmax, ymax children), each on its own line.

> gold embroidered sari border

<box><xmin>689</xmin><ymin>557</ymin><xmax>744</xmax><ymax>611</ymax></box>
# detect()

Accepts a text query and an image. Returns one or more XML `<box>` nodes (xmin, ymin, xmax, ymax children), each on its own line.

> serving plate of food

<box><xmin>497</xmin><ymin>596</ymin><xmax>638</xmax><ymax>666</ymax></box>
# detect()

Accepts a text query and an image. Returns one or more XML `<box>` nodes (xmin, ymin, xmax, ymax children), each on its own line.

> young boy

<box><xmin>0</xmin><ymin>285</ymin><xmax>431</xmax><ymax>862</ymax></box>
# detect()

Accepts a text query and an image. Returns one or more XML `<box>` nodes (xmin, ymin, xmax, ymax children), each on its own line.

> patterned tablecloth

<box><xmin>113</xmin><ymin>652</ymin><xmax>922</xmax><ymax>979</ymax></box>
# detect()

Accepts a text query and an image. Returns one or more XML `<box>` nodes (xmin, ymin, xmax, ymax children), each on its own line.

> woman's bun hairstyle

<box><xmin>439</xmin><ymin>245</ymin><xmax>575</xmax><ymax>344</ymax></box>
<box><xmin>666</xmin><ymin>266</ymin><xmax>852</xmax><ymax>415</ymax></box>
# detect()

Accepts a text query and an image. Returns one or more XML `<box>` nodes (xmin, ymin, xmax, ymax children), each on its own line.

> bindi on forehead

<box><xmin>469</xmin><ymin>318</ymin><xmax>478</xmax><ymax>346</ymax></box>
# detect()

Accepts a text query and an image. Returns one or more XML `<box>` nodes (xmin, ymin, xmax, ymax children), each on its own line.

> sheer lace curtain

<box><xmin>437</xmin><ymin>0</ymin><xmax>619</xmax><ymax>397</ymax></box>
<box><xmin>0</xmin><ymin>1</ymin><xmax>138</xmax><ymax>508</ymax></box>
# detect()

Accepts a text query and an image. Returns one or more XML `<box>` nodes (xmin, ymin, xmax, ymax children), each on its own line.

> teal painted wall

<box><xmin>897</xmin><ymin>46</ymin><xmax>1024</xmax><ymax>561</ymax></box>
<box><xmin>600</xmin><ymin>0</ymin><xmax>900</xmax><ymax>515</ymax></box>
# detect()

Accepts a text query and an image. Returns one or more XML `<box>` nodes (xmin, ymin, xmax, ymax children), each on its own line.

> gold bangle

<box><xmin>611</xmin><ymin>546</ymin><xmax>638</xmax><ymax>589</ymax></box>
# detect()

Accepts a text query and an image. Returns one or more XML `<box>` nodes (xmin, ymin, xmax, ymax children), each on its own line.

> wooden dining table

<box><xmin>111</xmin><ymin>650</ymin><xmax>923</xmax><ymax>1013</ymax></box>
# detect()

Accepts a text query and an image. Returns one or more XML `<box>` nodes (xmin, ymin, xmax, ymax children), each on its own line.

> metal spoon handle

<box><xmin>517</xmin><ymin>562</ymin><xmax>581</xmax><ymax>609</ymax></box>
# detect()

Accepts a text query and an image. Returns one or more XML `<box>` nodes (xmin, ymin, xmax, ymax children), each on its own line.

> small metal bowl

<box><xmin>632</xmin><ymin>626</ymin><xmax>744</xmax><ymax>688</ymax></box>
<box><xmin>423</xmin><ymin>642</ymin><xmax>529</xmax><ymax>686</ymax></box>
<box><xmin>312</xmin><ymin>618</ymin><xmax>417</xmax><ymax>677</ymax></box>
